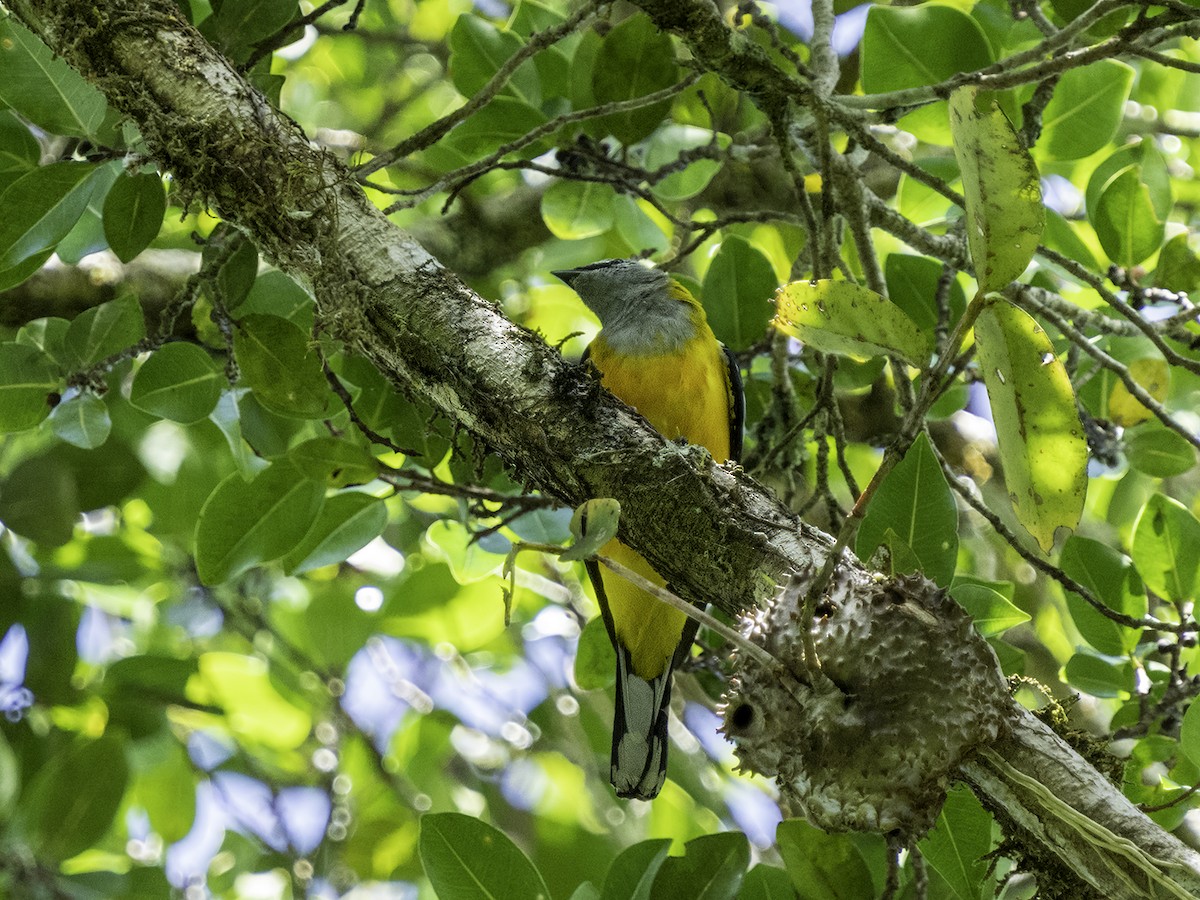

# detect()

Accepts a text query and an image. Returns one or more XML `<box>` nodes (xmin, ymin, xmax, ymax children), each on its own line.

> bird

<box><xmin>553</xmin><ymin>258</ymin><xmax>744</xmax><ymax>800</ymax></box>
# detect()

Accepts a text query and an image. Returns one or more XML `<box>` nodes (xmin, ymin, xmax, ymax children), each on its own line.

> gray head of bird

<box><xmin>553</xmin><ymin>259</ymin><xmax>698</xmax><ymax>352</ymax></box>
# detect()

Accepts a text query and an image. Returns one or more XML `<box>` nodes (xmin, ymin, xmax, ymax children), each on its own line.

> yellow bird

<box><xmin>554</xmin><ymin>259</ymin><xmax>744</xmax><ymax>800</ymax></box>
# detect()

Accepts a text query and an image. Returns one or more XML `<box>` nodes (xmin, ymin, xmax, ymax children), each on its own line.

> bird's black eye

<box><xmin>729</xmin><ymin>703</ymin><xmax>756</xmax><ymax>731</ymax></box>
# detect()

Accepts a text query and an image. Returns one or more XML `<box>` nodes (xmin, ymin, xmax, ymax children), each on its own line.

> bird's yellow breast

<box><xmin>586</xmin><ymin>327</ymin><xmax>733</xmax><ymax>679</ymax></box>
<box><xmin>587</xmin><ymin>333</ymin><xmax>732</xmax><ymax>463</ymax></box>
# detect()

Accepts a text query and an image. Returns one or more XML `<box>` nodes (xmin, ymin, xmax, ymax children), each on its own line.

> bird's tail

<box><xmin>610</xmin><ymin>643</ymin><xmax>673</xmax><ymax>800</ymax></box>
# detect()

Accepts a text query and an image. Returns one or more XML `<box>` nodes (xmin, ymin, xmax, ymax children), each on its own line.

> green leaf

<box><xmin>645</xmin><ymin>125</ymin><xmax>732</xmax><ymax>201</ymax></box>
<box><xmin>130</xmin><ymin>342</ymin><xmax>224</xmax><ymax>424</ymax></box>
<box><xmin>861</xmin><ymin>5</ymin><xmax>992</xmax><ymax>92</ymax></box>
<box><xmin>1131</xmin><ymin>494</ymin><xmax>1200</xmax><ymax>604</ymax></box>
<box><xmin>0</xmin><ymin>451</ymin><xmax>81</xmax><ymax>546</ymax></box>
<box><xmin>884</xmin><ymin>254</ymin><xmax>967</xmax><ymax>334</ymax></box>
<box><xmin>0</xmin><ymin>342</ymin><xmax>59</xmax><ymax>432</ymax></box>
<box><xmin>210</xmin><ymin>0</ymin><xmax>299</xmax><ymax>58</ymax></box>
<box><xmin>651</xmin><ymin>832</ymin><xmax>749</xmax><ymax>900</ymax></box>
<box><xmin>950</xmin><ymin>581</ymin><xmax>1029</xmax><ymax>636</ymax></box>
<box><xmin>857</xmin><ymin>432</ymin><xmax>958</xmax><ymax>586</ymax></box>
<box><xmin>0</xmin><ymin>161</ymin><xmax>102</xmax><ymax>270</ymax></box>
<box><xmin>592</xmin><ymin>15</ymin><xmax>679</xmax><ymax>145</ymax></box>
<box><xmin>282</xmin><ymin>492</ymin><xmax>388</xmax><ymax>575</ymax></box>
<box><xmin>950</xmin><ymin>87</ymin><xmax>1044</xmax><ymax>295</ymax></box>
<box><xmin>1037</xmin><ymin>60</ymin><xmax>1134</xmax><ymax>162</ymax></box>
<box><xmin>1155</xmin><ymin>233</ymin><xmax>1200</xmax><ymax>295</ymax></box>
<box><xmin>919</xmin><ymin>786</ymin><xmax>993</xmax><ymax>900</ymax></box>
<box><xmin>213</xmin><ymin>232</ymin><xmax>261</xmax><ymax>311</ymax></box>
<box><xmin>974</xmin><ymin>301</ymin><xmax>1086</xmax><ymax>551</ymax></box>
<box><xmin>739</xmin><ymin>866</ymin><xmax>798</xmax><ymax>900</ymax></box>
<box><xmin>0</xmin><ymin>110</ymin><xmax>40</xmax><ymax>190</ymax></box>
<box><xmin>419</xmin><ymin>812</ymin><xmax>551</xmax><ymax>900</ymax></box>
<box><xmin>1086</xmin><ymin>144</ymin><xmax>1171</xmax><ymax>225</ymax></box>
<box><xmin>64</xmin><ymin>295</ymin><xmax>146</xmax><ymax>369</ymax></box>
<box><xmin>425</xmin><ymin>519</ymin><xmax>506</xmax><ymax>583</ymax></box>
<box><xmin>1125</xmin><ymin>424</ymin><xmax>1196</xmax><ymax>478</ymax></box>
<box><xmin>773</xmin><ymin>279</ymin><xmax>931</xmax><ymax>366</ymax></box>
<box><xmin>600</xmin><ymin>839</ymin><xmax>672</xmax><ymax>900</ymax></box>
<box><xmin>776</xmin><ymin>819</ymin><xmax>876</xmax><ymax>900</ymax></box>
<box><xmin>701</xmin><ymin>236</ymin><xmax>777</xmax><ymax>351</ymax></box>
<box><xmin>127</xmin><ymin>739</ymin><xmax>197</xmax><ymax>844</ymax></box>
<box><xmin>233</xmin><ymin>313</ymin><xmax>331</xmax><ymax>418</ymax></box>
<box><xmin>872</xmin><ymin>527</ymin><xmax>924</xmax><ymax>577</ymax></box>
<box><xmin>20</xmin><ymin>735</ymin><xmax>129</xmax><ymax>862</ymax></box>
<box><xmin>0</xmin><ymin>17</ymin><xmax>108</xmax><ymax>137</ymax></box>
<box><xmin>197</xmin><ymin>651</ymin><xmax>312</xmax><ymax>749</ymax></box>
<box><xmin>1093</xmin><ymin>167</ymin><xmax>1165</xmax><ymax>269</ymax></box>
<box><xmin>15</xmin><ymin>316</ymin><xmax>70</xmax><ymax>365</ymax></box>
<box><xmin>448</xmin><ymin>15</ymin><xmax>540</xmax><ymax>106</ymax></box>
<box><xmin>614</xmin><ymin>195</ymin><xmax>669</xmax><ymax>256</ymax></box>
<box><xmin>541</xmin><ymin>179</ymin><xmax>616</xmax><ymax>240</ymax></box>
<box><xmin>1063</xmin><ymin>652</ymin><xmax>1134</xmax><ymax>698</ymax></box>
<box><xmin>562</xmin><ymin>498</ymin><xmax>621</xmax><ymax>562</ymax></box>
<box><xmin>288</xmin><ymin>436</ymin><xmax>379</xmax><ymax>487</ymax></box>
<box><xmin>1059</xmin><ymin>536</ymin><xmax>1145</xmax><ymax>655</ymax></box>
<box><xmin>102</xmin><ymin>171</ymin><xmax>166</xmax><ymax>263</ymax></box>
<box><xmin>55</xmin><ymin>159</ymin><xmax>121</xmax><ymax>264</ymax></box>
<box><xmin>1179</xmin><ymin>696</ymin><xmax>1200</xmax><ymax>769</ymax></box>
<box><xmin>446</xmin><ymin>96</ymin><xmax>548</xmax><ymax>157</ymax></box>
<box><xmin>574</xmin><ymin>615</ymin><xmax>616</xmax><ymax>690</ymax></box>
<box><xmin>194</xmin><ymin>460</ymin><xmax>326</xmax><ymax>584</ymax></box>
<box><xmin>48</xmin><ymin>391</ymin><xmax>111</xmax><ymax>449</ymax></box>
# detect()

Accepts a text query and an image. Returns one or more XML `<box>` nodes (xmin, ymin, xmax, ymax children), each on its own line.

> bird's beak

<box><xmin>552</xmin><ymin>269</ymin><xmax>579</xmax><ymax>286</ymax></box>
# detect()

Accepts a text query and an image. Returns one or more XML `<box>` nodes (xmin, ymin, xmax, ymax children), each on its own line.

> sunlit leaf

<box><xmin>563</xmin><ymin>498</ymin><xmax>621</xmax><ymax>562</ymax></box>
<box><xmin>949</xmin><ymin>87</ymin><xmax>1044</xmax><ymax>295</ymax></box>
<box><xmin>774</xmin><ymin>280</ymin><xmax>930</xmax><ymax>365</ymax></box>
<box><xmin>195</xmin><ymin>651</ymin><xmax>312</xmax><ymax>750</ymax></box>
<box><xmin>974</xmin><ymin>301</ymin><xmax>1086</xmax><ymax>551</ymax></box>
<box><xmin>1107</xmin><ymin>357</ymin><xmax>1169</xmax><ymax>427</ymax></box>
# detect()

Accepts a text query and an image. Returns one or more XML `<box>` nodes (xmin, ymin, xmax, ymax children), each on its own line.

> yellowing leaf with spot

<box><xmin>950</xmin><ymin>87</ymin><xmax>1044</xmax><ymax>295</ymax></box>
<box><xmin>774</xmin><ymin>280</ymin><xmax>930</xmax><ymax>366</ymax></box>
<box><xmin>1108</xmin><ymin>357</ymin><xmax>1168</xmax><ymax>427</ymax></box>
<box><xmin>975</xmin><ymin>302</ymin><xmax>1086</xmax><ymax>551</ymax></box>
<box><xmin>193</xmin><ymin>652</ymin><xmax>311</xmax><ymax>750</ymax></box>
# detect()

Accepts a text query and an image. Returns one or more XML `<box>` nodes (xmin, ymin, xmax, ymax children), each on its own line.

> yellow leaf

<box><xmin>1108</xmin><ymin>358</ymin><xmax>1169</xmax><ymax>427</ymax></box>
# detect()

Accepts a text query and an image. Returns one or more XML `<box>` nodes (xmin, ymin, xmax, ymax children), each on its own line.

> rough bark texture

<box><xmin>11</xmin><ymin>0</ymin><xmax>1200</xmax><ymax>894</ymax></box>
